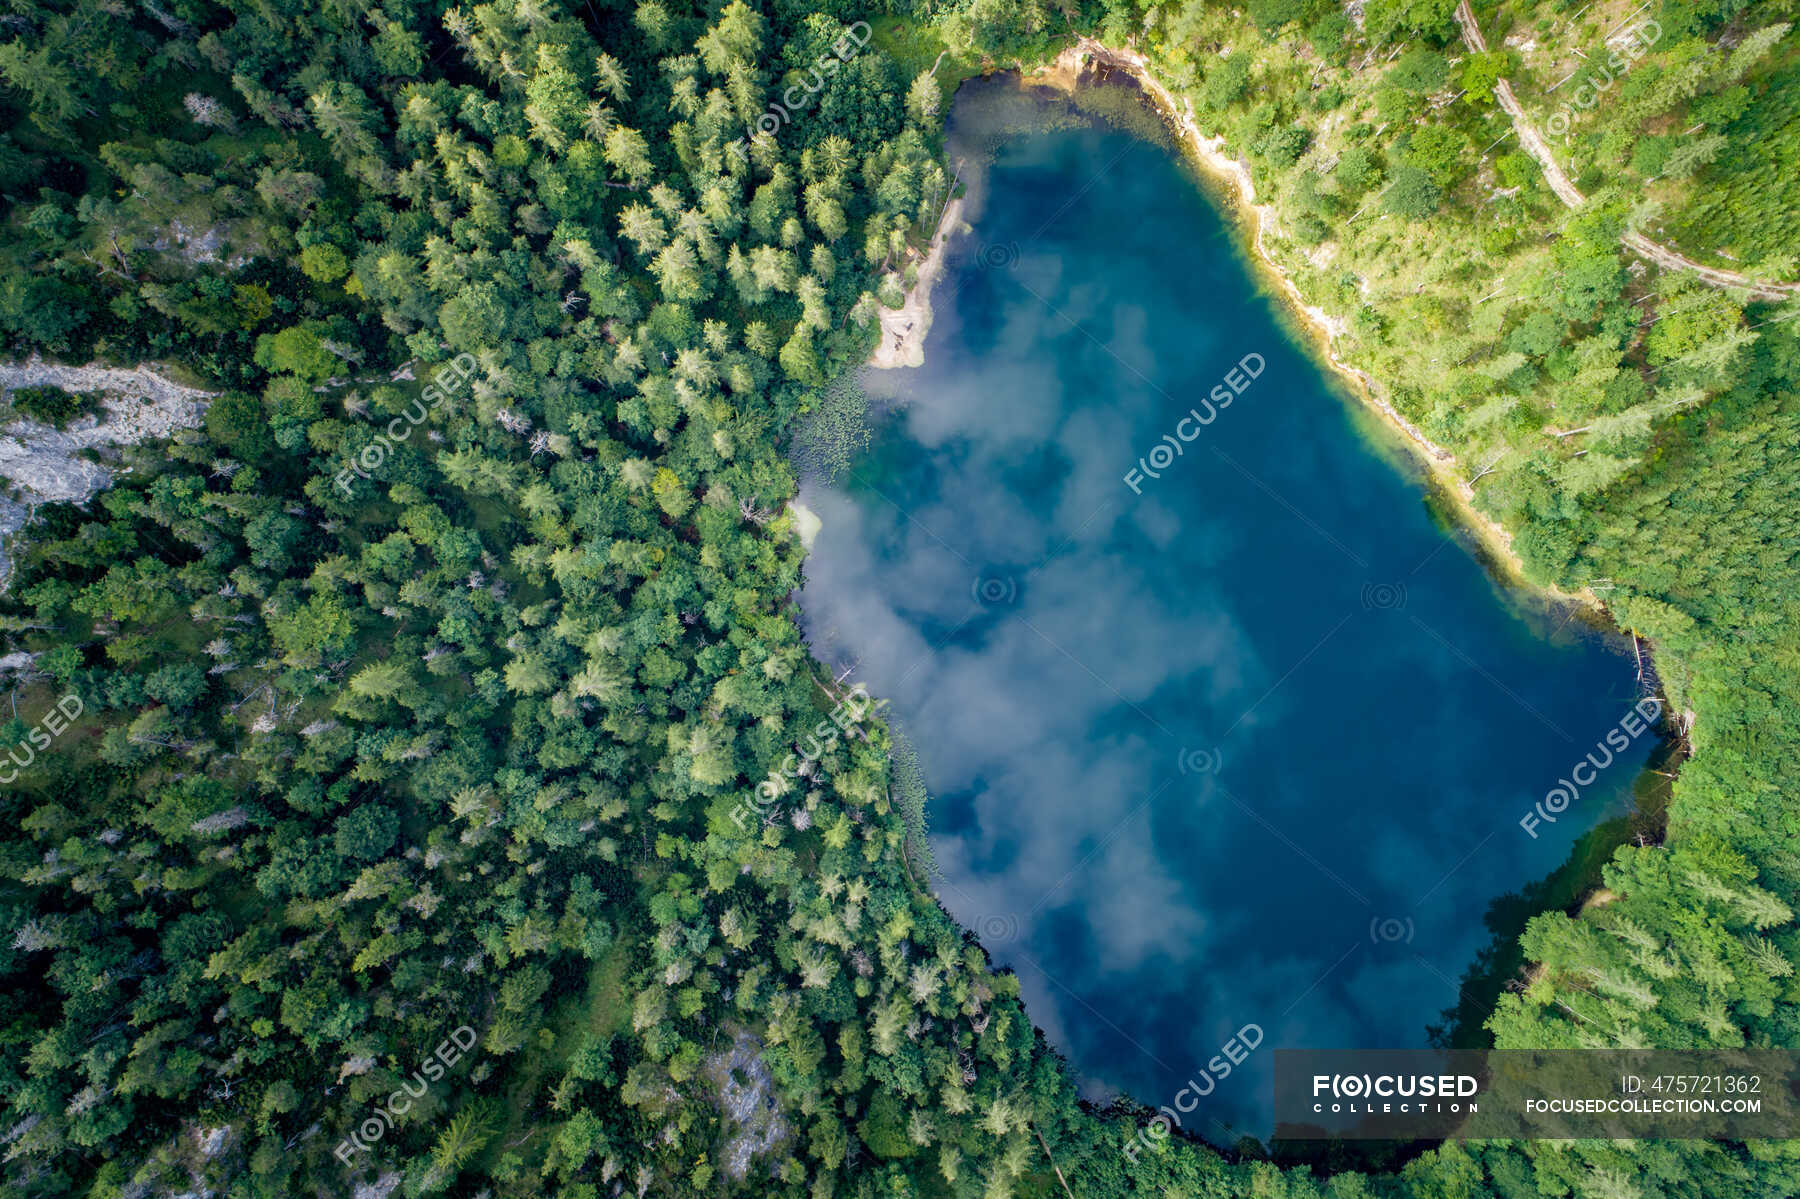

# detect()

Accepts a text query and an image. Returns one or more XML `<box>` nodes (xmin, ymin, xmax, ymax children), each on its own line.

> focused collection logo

<box><xmin>1309</xmin><ymin>1072</ymin><xmax>1481</xmax><ymax>1114</ymax></box>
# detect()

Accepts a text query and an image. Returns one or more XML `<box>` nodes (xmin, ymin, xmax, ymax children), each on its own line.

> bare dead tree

<box><xmin>1469</xmin><ymin>450</ymin><xmax>1507</xmax><ymax>485</ymax></box>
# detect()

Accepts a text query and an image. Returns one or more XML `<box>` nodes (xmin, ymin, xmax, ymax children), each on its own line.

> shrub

<box><xmin>6</xmin><ymin>385</ymin><xmax>102</xmax><ymax>428</ymax></box>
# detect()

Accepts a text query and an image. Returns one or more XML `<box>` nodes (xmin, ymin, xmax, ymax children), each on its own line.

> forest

<box><xmin>0</xmin><ymin>0</ymin><xmax>1798</xmax><ymax>1195</ymax></box>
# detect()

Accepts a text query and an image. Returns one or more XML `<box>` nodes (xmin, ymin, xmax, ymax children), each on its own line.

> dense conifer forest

<box><xmin>1</xmin><ymin>0</ymin><xmax>1799</xmax><ymax>1194</ymax></box>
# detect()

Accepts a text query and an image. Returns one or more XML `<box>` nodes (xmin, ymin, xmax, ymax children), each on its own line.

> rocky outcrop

<box><xmin>0</xmin><ymin>358</ymin><xmax>213</xmax><ymax>591</ymax></box>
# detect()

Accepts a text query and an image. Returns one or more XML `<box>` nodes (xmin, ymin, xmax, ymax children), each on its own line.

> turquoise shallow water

<box><xmin>796</xmin><ymin>83</ymin><xmax>1654</xmax><ymax>1138</ymax></box>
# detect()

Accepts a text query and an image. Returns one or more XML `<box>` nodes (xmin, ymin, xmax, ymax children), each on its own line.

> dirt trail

<box><xmin>1453</xmin><ymin>0</ymin><xmax>1800</xmax><ymax>302</ymax></box>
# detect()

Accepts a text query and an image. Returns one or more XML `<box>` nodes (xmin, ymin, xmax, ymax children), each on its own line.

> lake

<box><xmin>795</xmin><ymin>79</ymin><xmax>1655</xmax><ymax>1140</ymax></box>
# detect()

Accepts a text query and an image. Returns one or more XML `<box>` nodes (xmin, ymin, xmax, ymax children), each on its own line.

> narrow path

<box><xmin>1454</xmin><ymin>2</ymin><xmax>1587</xmax><ymax>206</ymax></box>
<box><xmin>1454</xmin><ymin>0</ymin><xmax>1800</xmax><ymax>302</ymax></box>
<box><xmin>1620</xmin><ymin>230</ymin><xmax>1800</xmax><ymax>299</ymax></box>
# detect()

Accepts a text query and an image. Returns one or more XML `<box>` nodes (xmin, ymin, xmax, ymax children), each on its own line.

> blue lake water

<box><xmin>796</xmin><ymin>82</ymin><xmax>1654</xmax><ymax>1139</ymax></box>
